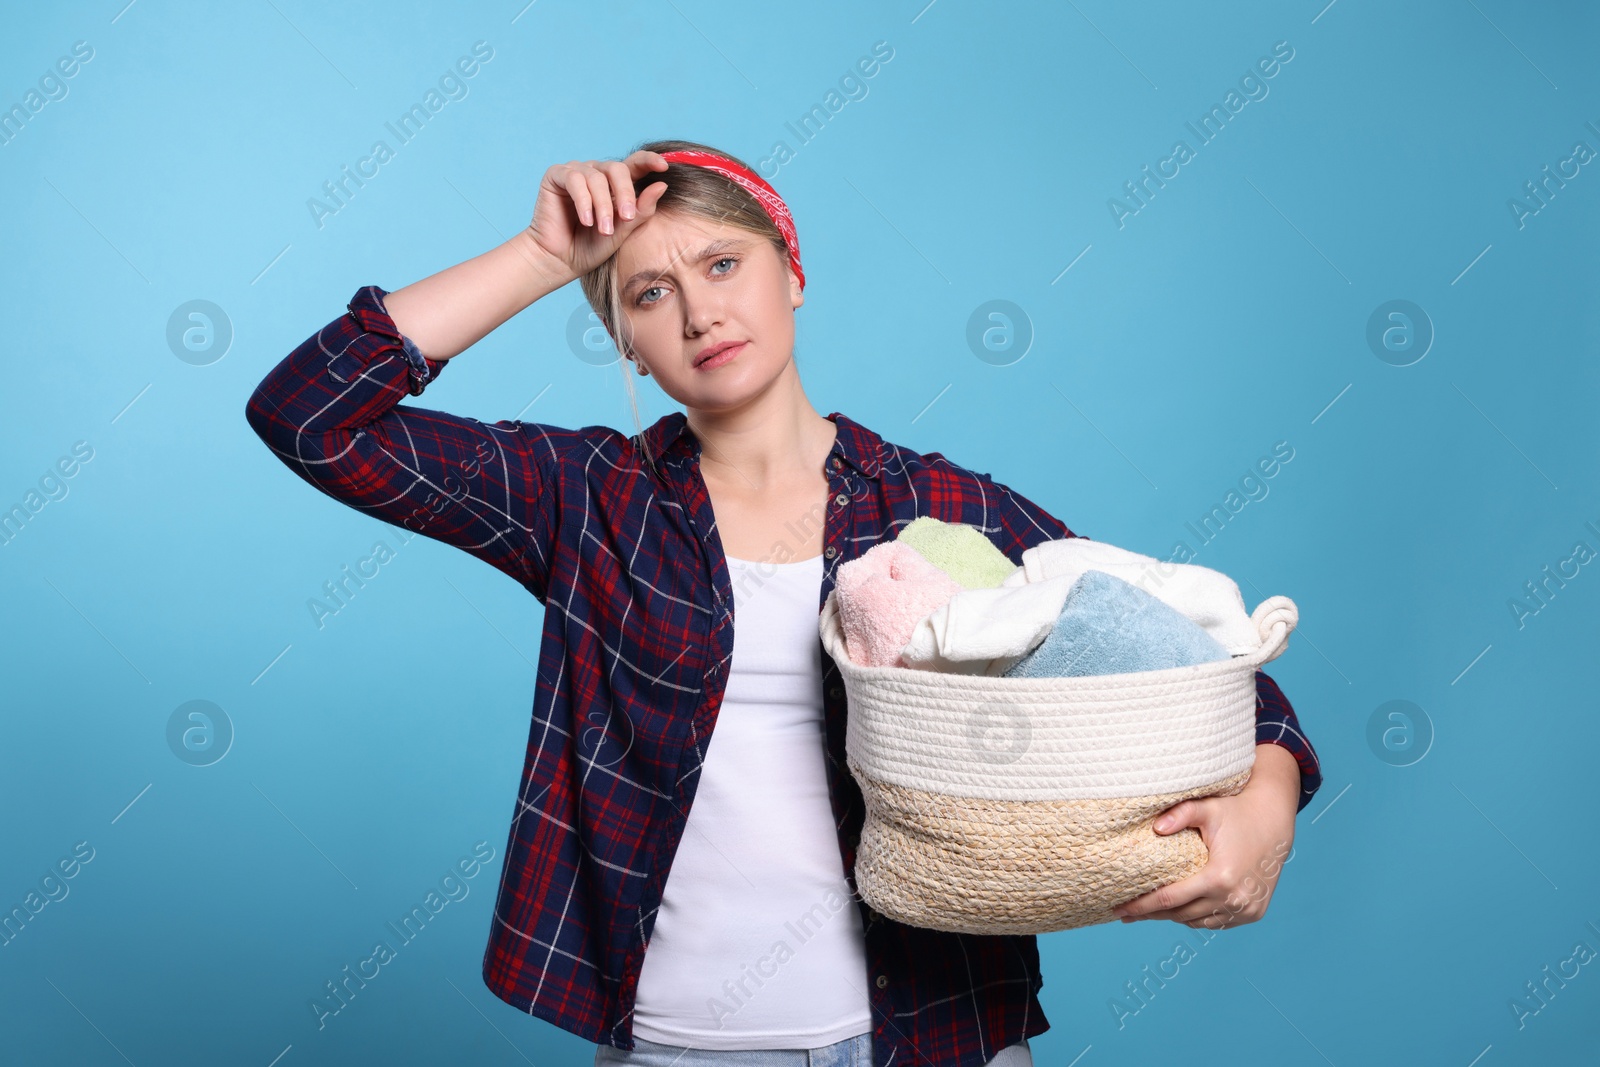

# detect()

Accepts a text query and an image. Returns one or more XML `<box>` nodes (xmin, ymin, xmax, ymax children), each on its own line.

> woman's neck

<box><xmin>687</xmin><ymin>387</ymin><xmax>836</xmax><ymax>488</ymax></box>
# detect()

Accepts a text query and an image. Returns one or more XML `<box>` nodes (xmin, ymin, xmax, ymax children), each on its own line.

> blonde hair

<box><xmin>579</xmin><ymin>138</ymin><xmax>791</xmax><ymax>483</ymax></box>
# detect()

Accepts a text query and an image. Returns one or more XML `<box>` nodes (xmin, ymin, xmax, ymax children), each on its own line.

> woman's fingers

<box><xmin>1152</xmin><ymin>798</ymin><xmax>1201</xmax><ymax>835</ymax></box>
<box><xmin>636</xmin><ymin>178</ymin><xmax>668</xmax><ymax>217</ymax></box>
<box><xmin>527</xmin><ymin>154</ymin><xmax>670</xmax><ymax>280</ymax></box>
<box><xmin>1113</xmin><ymin>867</ymin><xmax>1212</xmax><ymax>921</ymax></box>
<box><xmin>580</xmin><ymin>159</ymin><xmax>642</xmax><ymax>235</ymax></box>
<box><xmin>625</xmin><ymin>149</ymin><xmax>670</xmax><ymax>179</ymax></box>
<box><xmin>605</xmin><ymin>162</ymin><xmax>669</xmax><ymax>239</ymax></box>
<box><xmin>582</xmin><ymin>167</ymin><xmax>614</xmax><ymax>235</ymax></box>
<box><xmin>581</xmin><ymin>160</ymin><xmax>641</xmax><ymax>235</ymax></box>
<box><xmin>560</xmin><ymin>154</ymin><xmax>669</xmax><ymax>236</ymax></box>
<box><xmin>560</xmin><ymin>165</ymin><xmax>594</xmax><ymax>228</ymax></box>
<box><xmin>530</xmin><ymin>153</ymin><xmax>670</xmax><ymax>275</ymax></box>
<box><xmin>599</xmin><ymin>160</ymin><xmax>637</xmax><ymax>222</ymax></box>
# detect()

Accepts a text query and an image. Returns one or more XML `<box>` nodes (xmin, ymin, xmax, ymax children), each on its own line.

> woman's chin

<box><xmin>679</xmin><ymin>370</ymin><xmax>790</xmax><ymax>412</ymax></box>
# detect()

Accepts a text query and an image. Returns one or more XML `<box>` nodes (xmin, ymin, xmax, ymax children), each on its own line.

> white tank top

<box><xmin>630</xmin><ymin>553</ymin><xmax>873</xmax><ymax>1049</ymax></box>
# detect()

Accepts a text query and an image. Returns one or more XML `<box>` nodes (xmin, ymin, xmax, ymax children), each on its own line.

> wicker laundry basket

<box><xmin>818</xmin><ymin>590</ymin><xmax>1299</xmax><ymax>936</ymax></box>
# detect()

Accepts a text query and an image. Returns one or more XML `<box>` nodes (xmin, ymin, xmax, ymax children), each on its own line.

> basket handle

<box><xmin>1249</xmin><ymin>595</ymin><xmax>1298</xmax><ymax>666</ymax></box>
<box><xmin>819</xmin><ymin>590</ymin><xmax>846</xmax><ymax>664</ymax></box>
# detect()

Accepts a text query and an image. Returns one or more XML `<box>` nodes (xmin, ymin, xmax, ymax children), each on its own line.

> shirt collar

<box><xmin>641</xmin><ymin>409</ymin><xmax>883</xmax><ymax>480</ymax></box>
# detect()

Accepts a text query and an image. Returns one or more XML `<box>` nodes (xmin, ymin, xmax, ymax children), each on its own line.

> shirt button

<box><xmin>834</xmin><ymin>493</ymin><xmax>848</xmax><ymax>507</ymax></box>
<box><xmin>824</xmin><ymin>546</ymin><xmax>837</xmax><ymax>559</ymax></box>
<box><xmin>829</xmin><ymin>686</ymin><xmax>842</xmax><ymax>699</ymax></box>
<box><xmin>830</xmin><ymin>456</ymin><xmax>842</xmax><ymax>470</ymax></box>
<box><xmin>875</xmin><ymin>974</ymin><xmax>889</xmax><ymax>989</ymax></box>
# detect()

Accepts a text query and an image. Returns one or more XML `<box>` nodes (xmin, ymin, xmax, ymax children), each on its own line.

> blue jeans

<box><xmin>594</xmin><ymin>1032</ymin><xmax>1032</xmax><ymax>1066</ymax></box>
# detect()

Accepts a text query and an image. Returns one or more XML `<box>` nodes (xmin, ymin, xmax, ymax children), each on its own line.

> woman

<box><xmin>245</xmin><ymin>139</ymin><xmax>1322</xmax><ymax>1067</ymax></box>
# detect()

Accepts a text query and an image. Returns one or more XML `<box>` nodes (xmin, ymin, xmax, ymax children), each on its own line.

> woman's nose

<box><xmin>679</xmin><ymin>280</ymin><xmax>723</xmax><ymax>335</ymax></box>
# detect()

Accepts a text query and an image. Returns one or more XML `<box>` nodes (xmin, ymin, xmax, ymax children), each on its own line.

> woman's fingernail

<box><xmin>621</xmin><ymin>205</ymin><xmax>635</xmax><ymax>220</ymax></box>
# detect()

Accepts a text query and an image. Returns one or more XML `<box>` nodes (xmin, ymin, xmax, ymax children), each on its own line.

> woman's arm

<box><xmin>243</xmin><ymin>280</ymin><xmax>568</xmax><ymax>598</ymax></box>
<box><xmin>244</xmin><ymin>152</ymin><xmax>672</xmax><ymax>599</ymax></box>
<box><xmin>381</xmin><ymin>230</ymin><xmax>570</xmax><ymax>362</ymax></box>
<box><xmin>384</xmin><ymin>149</ymin><xmax>671</xmax><ymax>361</ymax></box>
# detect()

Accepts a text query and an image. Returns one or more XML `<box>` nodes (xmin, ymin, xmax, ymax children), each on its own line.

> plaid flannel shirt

<box><xmin>244</xmin><ymin>284</ymin><xmax>1323</xmax><ymax>1067</ymax></box>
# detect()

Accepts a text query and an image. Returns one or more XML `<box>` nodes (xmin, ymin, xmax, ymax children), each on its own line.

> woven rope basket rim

<box><xmin>819</xmin><ymin>591</ymin><xmax>1297</xmax><ymax>690</ymax></box>
<box><xmin>819</xmin><ymin>589</ymin><xmax>1297</xmax><ymax>802</ymax></box>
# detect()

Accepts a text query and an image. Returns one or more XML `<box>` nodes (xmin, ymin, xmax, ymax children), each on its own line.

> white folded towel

<box><xmin>900</xmin><ymin>575</ymin><xmax>1077</xmax><ymax>676</ymax></box>
<box><xmin>1000</xmin><ymin>538</ymin><xmax>1257</xmax><ymax>655</ymax></box>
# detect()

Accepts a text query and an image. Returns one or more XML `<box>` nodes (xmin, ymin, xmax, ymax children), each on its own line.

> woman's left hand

<box><xmin>1110</xmin><ymin>743</ymin><xmax>1301</xmax><ymax>929</ymax></box>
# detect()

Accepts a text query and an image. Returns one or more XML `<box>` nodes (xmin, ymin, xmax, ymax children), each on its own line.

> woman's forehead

<box><xmin>614</xmin><ymin>212</ymin><xmax>757</xmax><ymax>274</ymax></box>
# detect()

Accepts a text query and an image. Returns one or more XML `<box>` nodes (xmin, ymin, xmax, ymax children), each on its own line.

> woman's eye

<box><xmin>637</xmin><ymin>258</ymin><xmax>736</xmax><ymax>305</ymax></box>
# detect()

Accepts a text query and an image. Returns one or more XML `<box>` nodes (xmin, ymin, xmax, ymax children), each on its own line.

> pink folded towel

<box><xmin>835</xmin><ymin>541</ymin><xmax>964</xmax><ymax>667</ymax></box>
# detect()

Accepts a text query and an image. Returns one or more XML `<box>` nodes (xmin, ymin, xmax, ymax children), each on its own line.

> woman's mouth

<box><xmin>694</xmin><ymin>341</ymin><xmax>747</xmax><ymax>370</ymax></box>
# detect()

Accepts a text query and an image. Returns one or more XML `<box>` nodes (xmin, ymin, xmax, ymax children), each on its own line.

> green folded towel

<box><xmin>896</xmin><ymin>516</ymin><xmax>1019</xmax><ymax>590</ymax></box>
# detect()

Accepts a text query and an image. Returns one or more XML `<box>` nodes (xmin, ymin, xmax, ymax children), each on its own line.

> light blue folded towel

<box><xmin>1001</xmin><ymin>569</ymin><xmax>1231</xmax><ymax>679</ymax></box>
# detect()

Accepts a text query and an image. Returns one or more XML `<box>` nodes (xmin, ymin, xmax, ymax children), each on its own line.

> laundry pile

<box><xmin>834</xmin><ymin>518</ymin><xmax>1256</xmax><ymax>679</ymax></box>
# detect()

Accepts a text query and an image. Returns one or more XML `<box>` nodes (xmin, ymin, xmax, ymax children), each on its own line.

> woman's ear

<box><xmin>619</xmin><ymin>343</ymin><xmax>648</xmax><ymax>375</ymax></box>
<box><xmin>788</xmin><ymin>266</ymin><xmax>804</xmax><ymax>310</ymax></box>
<box><xmin>603</xmin><ymin>320</ymin><xmax>642</xmax><ymax>374</ymax></box>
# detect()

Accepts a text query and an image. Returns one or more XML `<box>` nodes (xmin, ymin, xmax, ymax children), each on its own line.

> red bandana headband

<box><xmin>657</xmin><ymin>149</ymin><xmax>805</xmax><ymax>291</ymax></box>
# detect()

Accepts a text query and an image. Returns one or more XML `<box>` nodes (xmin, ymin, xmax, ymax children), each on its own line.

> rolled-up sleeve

<box><xmin>1251</xmin><ymin>669</ymin><xmax>1322</xmax><ymax>812</ymax></box>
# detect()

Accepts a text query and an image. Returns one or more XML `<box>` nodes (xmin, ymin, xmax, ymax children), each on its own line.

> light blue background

<box><xmin>3</xmin><ymin>1</ymin><xmax>1597</xmax><ymax>1064</ymax></box>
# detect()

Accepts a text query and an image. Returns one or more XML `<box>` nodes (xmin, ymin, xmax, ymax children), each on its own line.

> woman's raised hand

<box><xmin>526</xmin><ymin>151</ymin><xmax>671</xmax><ymax>283</ymax></box>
